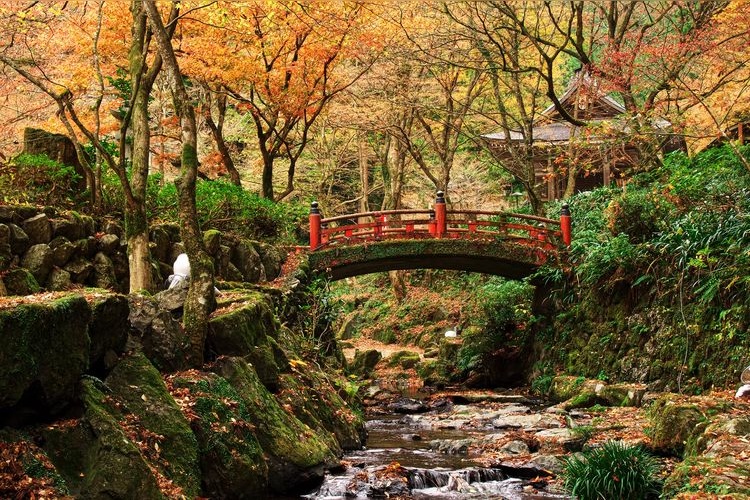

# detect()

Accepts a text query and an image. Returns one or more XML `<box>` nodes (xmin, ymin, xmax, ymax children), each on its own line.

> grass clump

<box><xmin>562</xmin><ymin>440</ymin><xmax>661</xmax><ymax>500</ymax></box>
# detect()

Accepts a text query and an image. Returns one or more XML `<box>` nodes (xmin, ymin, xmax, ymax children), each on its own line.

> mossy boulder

<box><xmin>170</xmin><ymin>370</ymin><xmax>268</xmax><ymax>498</ymax></box>
<box><xmin>214</xmin><ymin>357</ymin><xmax>335</xmax><ymax>494</ymax></box>
<box><xmin>388</xmin><ymin>350</ymin><xmax>421</xmax><ymax>369</ymax></box>
<box><xmin>647</xmin><ymin>395</ymin><xmax>707</xmax><ymax>455</ymax></box>
<box><xmin>4</xmin><ymin>267</ymin><xmax>40</xmax><ymax>295</ymax></box>
<box><xmin>0</xmin><ymin>294</ymin><xmax>90</xmax><ymax>413</ymax></box>
<box><xmin>349</xmin><ymin>349</ymin><xmax>382</xmax><ymax>378</ymax></box>
<box><xmin>88</xmin><ymin>294</ymin><xmax>129</xmax><ymax>372</ymax></box>
<box><xmin>207</xmin><ymin>294</ymin><xmax>285</xmax><ymax>389</ymax></box>
<box><xmin>105</xmin><ymin>352</ymin><xmax>201</xmax><ymax>497</ymax></box>
<box><xmin>0</xmin><ymin>429</ymin><xmax>70</xmax><ymax>497</ymax></box>
<box><xmin>41</xmin><ymin>379</ymin><xmax>163</xmax><ymax>499</ymax></box>
<box><xmin>277</xmin><ymin>366</ymin><xmax>366</xmax><ymax>451</ymax></box>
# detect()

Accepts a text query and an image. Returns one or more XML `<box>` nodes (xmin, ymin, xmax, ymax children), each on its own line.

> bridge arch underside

<box><xmin>307</xmin><ymin>239</ymin><xmax>552</xmax><ymax>281</ymax></box>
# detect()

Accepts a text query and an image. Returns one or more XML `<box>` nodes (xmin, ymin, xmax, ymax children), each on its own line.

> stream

<box><xmin>300</xmin><ymin>387</ymin><xmax>574</xmax><ymax>500</ymax></box>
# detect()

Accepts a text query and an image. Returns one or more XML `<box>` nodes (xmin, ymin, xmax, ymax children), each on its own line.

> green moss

<box><xmin>105</xmin><ymin>352</ymin><xmax>201</xmax><ymax>497</ymax></box>
<box><xmin>215</xmin><ymin>358</ymin><xmax>333</xmax><ymax>466</ymax></box>
<box><xmin>42</xmin><ymin>379</ymin><xmax>163</xmax><ymax>499</ymax></box>
<box><xmin>171</xmin><ymin>371</ymin><xmax>268</xmax><ymax>498</ymax></box>
<box><xmin>646</xmin><ymin>395</ymin><xmax>707</xmax><ymax>456</ymax></box>
<box><xmin>0</xmin><ymin>294</ymin><xmax>90</xmax><ymax>409</ymax></box>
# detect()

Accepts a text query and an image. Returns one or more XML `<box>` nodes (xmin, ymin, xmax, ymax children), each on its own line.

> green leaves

<box><xmin>563</xmin><ymin>440</ymin><xmax>662</xmax><ymax>500</ymax></box>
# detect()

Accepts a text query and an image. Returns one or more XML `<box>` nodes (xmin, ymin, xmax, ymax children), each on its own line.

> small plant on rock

<box><xmin>562</xmin><ymin>440</ymin><xmax>662</xmax><ymax>500</ymax></box>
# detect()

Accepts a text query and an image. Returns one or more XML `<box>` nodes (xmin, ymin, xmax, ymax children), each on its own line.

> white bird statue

<box><xmin>444</xmin><ymin>325</ymin><xmax>460</xmax><ymax>338</ymax></box>
<box><xmin>736</xmin><ymin>385</ymin><xmax>750</xmax><ymax>399</ymax></box>
<box><xmin>735</xmin><ymin>365</ymin><xmax>750</xmax><ymax>400</ymax></box>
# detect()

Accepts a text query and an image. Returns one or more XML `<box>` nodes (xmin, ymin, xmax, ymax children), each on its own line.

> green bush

<box><xmin>148</xmin><ymin>179</ymin><xmax>306</xmax><ymax>241</ymax></box>
<box><xmin>456</xmin><ymin>278</ymin><xmax>533</xmax><ymax>373</ymax></box>
<box><xmin>1</xmin><ymin>153</ymin><xmax>81</xmax><ymax>206</ymax></box>
<box><xmin>563</xmin><ymin>440</ymin><xmax>662</xmax><ymax>500</ymax></box>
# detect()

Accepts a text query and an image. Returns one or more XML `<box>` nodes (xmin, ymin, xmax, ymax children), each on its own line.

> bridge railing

<box><xmin>309</xmin><ymin>191</ymin><xmax>572</xmax><ymax>251</ymax></box>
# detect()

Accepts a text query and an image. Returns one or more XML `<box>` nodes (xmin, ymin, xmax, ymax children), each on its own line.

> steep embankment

<box><xmin>0</xmin><ymin>280</ymin><xmax>364</xmax><ymax>498</ymax></box>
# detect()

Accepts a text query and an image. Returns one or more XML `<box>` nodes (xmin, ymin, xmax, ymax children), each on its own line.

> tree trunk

<box><xmin>204</xmin><ymin>93</ymin><xmax>241</xmax><ymax>186</ymax></box>
<box><xmin>144</xmin><ymin>0</ymin><xmax>215</xmax><ymax>367</ymax></box>
<box><xmin>127</xmin><ymin>0</ymin><xmax>155</xmax><ymax>292</ymax></box>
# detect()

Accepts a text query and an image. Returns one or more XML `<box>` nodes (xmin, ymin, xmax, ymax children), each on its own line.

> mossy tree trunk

<box><xmin>126</xmin><ymin>0</ymin><xmax>165</xmax><ymax>293</ymax></box>
<box><xmin>144</xmin><ymin>0</ymin><xmax>216</xmax><ymax>366</ymax></box>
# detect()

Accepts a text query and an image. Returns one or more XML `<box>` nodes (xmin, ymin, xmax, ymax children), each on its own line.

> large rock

<box><xmin>88</xmin><ymin>294</ymin><xmax>129</xmax><ymax>372</ymax></box>
<box><xmin>51</xmin><ymin>217</ymin><xmax>83</xmax><ymax>241</ymax></box>
<box><xmin>128</xmin><ymin>294</ymin><xmax>191</xmax><ymax>372</ymax></box>
<box><xmin>4</xmin><ymin>268</ymin><xmax>40</xmax><ymax>295</ymax></box>
<box><xmin>207</xmin><ymin>294</ymin><xmax>283</xmax><ymax>390</ymax></box>
<box><xmin>74</xmin><ymin>236</ymin><xmax>97</xmax><ymax>258</ymax></box>
<box><xmin>257</xmin><ymin>242</ymin><xmax>284</xmax><ymax>280</ymax></box>
<box><xmin>105</xmin><ymin>352</ymin><xmax>202</xmax><ymax>496</ymax></box>
<box><xmin>647</xmin><ymin>395</ymin><xmax>707</xmax><ymax>455</ymax></box>
<box><xmin>150</xmin><ymin>225</ymin><xmax>171</xmax><ymax>263</ymax></box>
<box><xmin>22</xmin><ymin>213</ymin><xmax>52</xmax><ymax>245</ymax></box>
<box><xmin>93</xmin><ymin>251</ymin><xmax>117</xmax><ymax>289</ymax></box>
<box><xmin>170</xmin><ymin>371</ymin><xmax>269</xmax><ymax>498</ymax></box>
<box><xmin>214</xmin><ymin>357</ymin><xmax>335</xmax><ymax>494</ymax></box>
<box><xmin>8</xmin><ymin>223</ymin><xmax>30</xmax><ymax>255</ymax></box>
<box><xmin>0</xmin><ymin>295</ymin><xmax>90</xmax><ymax>413</ymax></box>
<box><xmin>64</xmin><ymin>256</ymin><xmax>94</xmax><ymax>284</ymax></box>
<box><xmin>349</xmin><ymin>349</ymin><xmax>382</xmax><ymax>378</ymax></box>
<box><xmin>97</xmin><ymin>233</ymin><xmax>120</xmax><ymax>254</ymax></box>
<box><xmin>233</xmin><ymin>240</ymin><xmax>263</xmax><ymax>283</ymax></box>
<box><xmin>41</xmin><ymin>379</ymin><xmax>164</xmax><ymax>499</ymax></box>
<box><xmin>277</xmin><ymin>369</ymin><xmax>366</xmax><ymax>451</ymax></box>
<box><xmin>21</xmin><ymin>243</ymin><xmax>54</xmax><ymax>284</ymax></box>
<box><xmin>203</xmin><ymin>229</ymin><xmax>222</xmax><ymax>256</ymax></box>
<box><xmin>47</xmin><ymin>268</ymin><xmax>72</xmax><ymax>291</ymax></box>
<box><xmin>49</xmin><ymin>236</ymin><xmax>76</xmax><ymax>267</ymax></box>
<box><xmin>0</xmin><ymin>206</ymin><xmax>16</xmax><ymax>223</ymax></box>
<box><xmin>0</xmin><ymin>224</ymin><xmax>11</xmax><ymax>271</ymax></box>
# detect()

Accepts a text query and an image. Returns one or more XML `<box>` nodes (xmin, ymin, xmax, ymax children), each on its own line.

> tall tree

<box><xmin>178</xmin><ymin>0</ymin><xmax>378</xmax><ymax>200</ymax></box>
<box><xmin>0</xmin><ymin>0</ymin><xmax>161</xmax><ymax>292</ymax></box>
<box><xmin>143</xmin><ymin>0</ymin><xmax>216</xmax><ymax>367</ymax></box>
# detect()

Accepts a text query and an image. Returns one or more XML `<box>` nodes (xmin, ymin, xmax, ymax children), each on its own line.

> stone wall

<box><xmin>0</xmin><ymin>205</ymin><xmax>284</xmax><ymax>295</ymax></box>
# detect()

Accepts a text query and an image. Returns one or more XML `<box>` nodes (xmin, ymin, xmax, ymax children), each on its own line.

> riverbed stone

<box><xmin>257</xmin><ymin>242</ymin><xmax>283</xmax><ymax>280</ymax></box>
<box><xmin>0</xmin><ymin>224</ymin><xmax>11</xmax><ymax>271</ymax></box>
<box><xmin>493</xmin><ymin>413</ymin><xmax>563</xmax><ymax>431</ymax></box>
<box><xmin>350</xmin><ymin>349</ymin><xmax>382</xmax><ymax>378</ymax></box>
<box><xmin>128</xmin><ymin>293</ymin><xmax>191</xmax><ymax>372</ymax></box>
<box><xmin>88</xmin><ymin>294</ymin><xmax>129</xmax><ymax>372</ymax></box>
<box><xmin>647</xmin><ymin>395</ymin><xmax>707</xmax><ymax>455</ymax></box>
<box><xmin>534</xmin><ymin>428</ymin><xmax>584</xmax><ymax>452</ymax></box>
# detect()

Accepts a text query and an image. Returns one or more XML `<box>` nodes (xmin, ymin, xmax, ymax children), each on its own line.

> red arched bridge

<box><xmin>305</xmin><ymin>192</ymin><xmax>571</xmax><ymax>281</ymax></box>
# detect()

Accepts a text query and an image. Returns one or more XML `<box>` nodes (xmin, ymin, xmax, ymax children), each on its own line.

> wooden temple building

<box><xmin>483</xmin><ymin>72</ymin><xmax>683</xmax><ymax>201</ymax></box>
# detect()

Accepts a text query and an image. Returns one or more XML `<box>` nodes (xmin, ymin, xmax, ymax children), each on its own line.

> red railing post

<box><xmin>435</xmin><ymin>190</ymin><xmax>447</xmax><ymax>238</ymax></box>
<box><xmin>309</xmin><ymin>201</ymin><xmax>321</xmax><ymax>250</ymax></box>
<box><xmin>560</xmin><ymin>203</ymin><xmax>572</xmax><ymax>246</ymax></box>
<box><xmin>374</xmin><ymin>212</ymin><xmax>383</xmax><ymax>238</ymax></box>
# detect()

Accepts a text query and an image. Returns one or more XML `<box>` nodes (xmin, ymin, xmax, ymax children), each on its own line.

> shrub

<box><xmin>456</xmin><ymin>278</ymin><xmax>533</xmax><ymax>373</ymax></box>
<box><xmin>563</xmin><ymin>440</ymin><xmax>661</xmax><ymax>500</ymax></box>
<box><xmin>1</xmin><ymin>153</ymin><xmax>82</xmax><ymax>206</ymax></box>
<box><xmin>148</xmin><ymin>179</ymin><xmax>306</xmax><ymax>241</ymax></box>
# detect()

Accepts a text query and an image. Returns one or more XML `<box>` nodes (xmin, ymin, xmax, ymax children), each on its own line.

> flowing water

<box><xmin>302</xmin><ymin>407</ymin><xmax>571</xmax><ymax>500</ymax></box>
